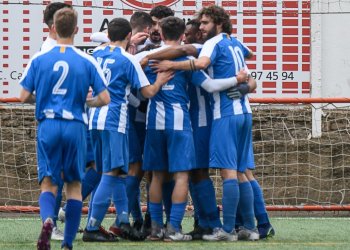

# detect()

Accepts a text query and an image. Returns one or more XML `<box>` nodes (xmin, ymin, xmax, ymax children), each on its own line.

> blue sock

<box><xmin>250</xmin><ymin>180</ymin><xmax>270</xmax><ymax>225</ymax></box>
<box><xmin>53</xmin><ymin>182</ymin><xmax>64</xmax><ymax>226</ymax></box>
<box><xmin>149</xmin><ymin>202</ymin><xmax>163</xmax><ymax>226</ymax></box>
<box><xmin>39</xmin><ymin>192</ymin><xmax>56</xmax><ymax>222</ymax></box>
<box><xmin>239</xmin><ymin>181</ymin><xmax>255</xmax><ymax>230</ymax></box>
<box><xmin>190</xmin><ymin>181</ymin><xmax>209</xmax><ymax>228</ymax></box>
<box><xmin>170</xmin><ymin>202</ymin><xmax>187</xmax><ymax>232</ymax></box>
<box><xmin>112</xmin><ymin>176</ymin><xmax>129</xmax><ymax>225</ymax></box>
<box><xmin>87</xmin><ymin>175</ymin><xmax>114</xmax><ymax>231</ymax></box>
<box><xmin>126</xmin><ymin>176</ymin><xmax>143</xmax><ymax>222</ymax></box>
<box><xmin>81</xmin><ymin>168</ymin><xmax>101</xmax><ymax>201</ymax></box>
<box><xmin>162</xmin><ymin>181</ymin><xmax>174</xmax><ymax>223</ymax></box>
<box><xmin>195</xmin><ymin>179</ymin><xmax>222</xmax><ymax>229</ymax></box>
<box><xmin>222</xmin><ymin>179</ymin><xmax>239</xmax><ymax>233</ymax></box>
<box><xmin>62</xmin><ymin>199</ymin><xmax>82</xmax><ymax>249</ymax></box>
<box><xmin>87</xmin><ymin>185</ymin><xmax>97</xmax><ymax>224</ymax></box>
<box><xmin>235</xmin><ymin>205</ymin><xmax>243</xmax><ymax>228</ymax></box>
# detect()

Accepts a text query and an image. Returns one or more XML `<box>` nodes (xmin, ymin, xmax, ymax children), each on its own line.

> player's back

<box><xmin>144</xmin><ymin>55</ymin><xmax>195</xmax><ymax>131</ymax></box>
<box><xmin>90</xmin><ymin>45</ymin><xmax>149</xmax><ymax>133</ymax></box>
<box><xmin>21</xmin><ymin>45</ymin><xmax>105</xmax><ymax>124</ymax></box>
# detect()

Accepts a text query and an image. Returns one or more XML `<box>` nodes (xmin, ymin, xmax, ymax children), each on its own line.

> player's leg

<box><xmin>246</xmin><ymin>169</ymin><xmax>275</xmax><ymax>239</ymax></box>
<box><xmin>127</xmin><ymin>121</ymin><xmax>144</xmax><ymax>229</ymax></box>
<box><xmin>203</xmin><ymin>116</ymin><xmax>243</xmax><ymax>241</ymax></box>
<box><xmin>142</xmin><ymin>129</ymin><xmax>168</xmax><ymax>240</ymax></box>
<box><xmin>60</xmin><ymin>120</ymin><xmax>88</xmax><ymax>249</ymax></box>
<box><xmin>51</xmin><ymin>180</ymin><xmax>64</xmax><ymax>241</ymax></box>
<box><xmin>235</xmin><ymin>112</ymin><xmax>259</xmax><ymax>241</ymax></box>
<box><xmin>162</xmin><ymin>172</ymin><xmax>174</xmax><ymax>226</ymax></box>
<box><xmin>164</xmin><ymin>130</ymin><xmax>194</xmax><ymax>241</ymax></box>
<box><xmin>62</xmin><ymin>181</ymin><xmax>82</xmax><ymax>250</ymax></box>
<box><xmin>188</xmin><ymin>126</ymin><xmax>221</xmax><ymax>239</ymax></box>
<box><xmin>36</xmin><ymin>120</ymin><xmax>61</xmax><ymax>250</ymax></box>
<box><xmin>148</xmin><ymin>170</ymin><xmax>165</xmax><ymax>240</ymax></box>
<box><xmin>83</xmin><ymin>130</ymin><xmax>117</xmax><ymax>242</ymax></box>
<box><xmin>236</xmin><ymin>172</ymin><xmax>259</xmax><ymax>241</ymax></box>
<box><xmin>102</xmin><ymin>130</ymin><xmax>144</xmax><ymax>241</ymax></box>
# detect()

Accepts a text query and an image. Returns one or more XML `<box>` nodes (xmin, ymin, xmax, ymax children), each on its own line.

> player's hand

<box><xmin>236</xmin><ymin>69</ymin><xmax>249</xmax><ymax>83</ymax></box>
<box><xmin>140</xmin><ymin>57</ymin><xmax>149</xmax><ymax>68</ymax></box>
<box><xmin>226</xmin><ymin>83</ymin><xmax>250</xmax><ymax>100</ymax></box>
<box><xmin>150</xmin><ymin>60</ymin><xmax>173</xmax><ymax>72</ymax></box>
<box><xmin>156</xmin><ymin>70</ymin><xmax>175</xmax><ymax>85</ymax></box>
<box><xmin>130</xmin><ymin>32</ymin><xmax>149</xmax><ymax>45</ymax></box>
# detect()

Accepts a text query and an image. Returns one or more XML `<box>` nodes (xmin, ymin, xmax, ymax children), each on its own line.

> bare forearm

<box><xmin>147</xmin><ymin>45</ymin><xmax>197</xmax><ymax>61</ymax></box>
<box><xmin>141</xmin><ymin>81</ymin><xmax>162</xmax><ymax>98</ymax></box>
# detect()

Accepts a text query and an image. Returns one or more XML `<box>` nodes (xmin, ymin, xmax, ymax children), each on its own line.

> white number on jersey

<box><xmin>52</xmin><ymin>61</ymin><xmax>69</xmax><ymax>95</ymax></box>
<box><xmin>97</xmin><ymin>57</ymin><xmax>115</xmax><ymax>85</ymax></box>
<box><xmin>228</xmin><ymin>46</ymin><xmax>245</xmax><ymax>74</ymax></box>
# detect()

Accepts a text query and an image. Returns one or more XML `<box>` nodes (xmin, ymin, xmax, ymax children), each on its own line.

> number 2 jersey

<box><xmin>19</xmin><ymin>45</ymin><xmax>107</xmax><ymax>124</ymax></box>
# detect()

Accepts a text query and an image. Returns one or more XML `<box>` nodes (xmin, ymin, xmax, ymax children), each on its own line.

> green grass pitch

<box><xmin>0</xmin><ymin>216</ymin><xmax>349</xmax><ymax>250</ymax></box>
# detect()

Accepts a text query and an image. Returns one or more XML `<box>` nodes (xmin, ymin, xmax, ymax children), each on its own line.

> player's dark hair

<box><xmin>150</xmin><ymin>5</ymin><xmax>174</xmax><ymax>19</ymax></box>
<box><xmin>186</xmin><ymin>19</ymin><xmax>200</xmax><ymax>31</ymax></box>
<box><xmin>44</xmin><ymin>2</ymin><xmax>72</xmax><ymax>28</ymax></box>
<box><xmin>160</xmin><ymin>16</ymin><xmax>185</xmax><ymax>41</ymax></box>
<box><xmin>130</xmin><ymin>11</ymin><xmax>153</xmax><ymax>32</ymax></box>
<box><xmin>198</xmin><ymin>5</ymin><xmax>232</xmax><ymax>34</ymax></box>
<box><xmin>54</xmin><ymin>8</ymin><xmax>77</xmax><ymax>38</ymax></box>
<box><xmin>108</xmin><ymin>18</ymin><xmax>132</xmax><ymax>42</ymax></box>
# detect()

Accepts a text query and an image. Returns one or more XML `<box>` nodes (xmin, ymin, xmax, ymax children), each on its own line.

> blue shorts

<box><xmin>91</xmin><ymin>130</ymin><xmax>128</xmax><ymax>174</ymax></box>
<box><xmin>128</xmin><ymin>121</ymin><xmax>146</xmax><ymax>164</ymax></box>
<box><xmin>239</xmin><ymin>114</ymin><xmax>255</xmax><ymax>171</ymax></box>
<box><xmin>37</xmin><ymin>119</ymin><xmax>86</xmax><ymax>185</ymax></box>
<box><xmin>192</xmin><ymin>126</ymin><xmax>211</xmax><ymax>169</ymax></box>
<box><xmin>143</xmin><ymin>129</ymin><xmax>195</xmax><ymax>173</ymax></box>
<box><xmin>209</xmin><ymin>115</ymin><xmax>246</xmax><ymax>171</ymax></box>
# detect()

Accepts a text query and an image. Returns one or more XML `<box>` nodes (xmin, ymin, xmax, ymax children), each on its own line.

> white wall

<box><xmin>312</xmin><ymin>0</ymin><xmax>350</xmax><ymax>98</ymax></box>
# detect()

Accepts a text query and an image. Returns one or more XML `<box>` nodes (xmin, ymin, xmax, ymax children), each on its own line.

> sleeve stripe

<box><xmin>120</xmin><ymin>48</ymin><xmax>150</xmax><ymax>88</ymax></box>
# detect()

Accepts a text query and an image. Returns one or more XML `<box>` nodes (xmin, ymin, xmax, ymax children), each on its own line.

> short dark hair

<box><xmin>44</xmin><ymin>2</ymin><xmax>72</xmax><ymax>28</ymax></box>
<box><xmin>54</xmin><ymin>8</ymin><xmax>77</xmax><ymax>38</ymax></box>
<box><xmin>108</xmin><ymin>18</ymin><xmax>132</xmax><ymax>42</ymax></box>
<box><xmin>160</xmin><ymin>16</ymin><xmax>185</xmax><ymax>41</ymax></box>
<box><xmin>130</xmin><ymin>11</ymin><xmax>153</xmax><ymax>32</ymax></box>
<box><xmin>198</xmin><ymin>5</ymin><xmax>232</xmax><ymax>34</ymax></box>
<box><xmin>150</xmin><ymin>5</ymin><xmax>174</xmax><ymax>19</ymax></box>
<box><xmin>186</xmin><ymin>19</ymin><xmax>200</xmax><ymax>31</ymax></box>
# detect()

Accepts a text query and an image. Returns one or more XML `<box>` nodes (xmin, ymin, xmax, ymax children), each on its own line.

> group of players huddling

<box><xmin>19</xmin><ymin>2</ymin><xmax>275</xmax><ymax>250</ymax></box>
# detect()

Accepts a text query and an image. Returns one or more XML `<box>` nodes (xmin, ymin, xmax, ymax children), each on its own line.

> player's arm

<box><xmin>18</xmin><ymin>57</ymin><xmax>36</xmax><ymax>103</ymax></box>
<box><xmin>19</xmin><ymin>89</ymin><xmax>35</xmax><ymax>103</ymax></box>
<box><xmin>145</xmin><ymin>44</ymin><xmax>198</xmax><ymax>61</ymax></box>
<box><xmin>150</xmin><ymin>56</ymin><xmax>210</xmax><ymax>72</ymax></box>
<box><xmin>150</xmin><ymin>40</ymin><xmax>217</xmax><ymax>72</ymax></box>
<box><xmin>86</xmin><ymin>89</ymin><xmax>110</xmax><ymax>107</ymax></box>
<box><xmin>127</xmin><ymin>54</ymin><xmax>174</xmax><ymax>99</ymax></box>
<box><xmin>199</xmin><ymin>69</ymin><xmax>248</xmax><ymax>93</ymax></box>
<box><xmin>140</xmin><ymin>71</ymin><xmax>174</xmax><ymax>98</ymax></box>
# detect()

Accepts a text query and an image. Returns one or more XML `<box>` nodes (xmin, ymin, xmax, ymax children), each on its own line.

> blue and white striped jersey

<box><xmin>19</xmin><ymin>45</ymin><xmax>107</xmax><ymax>124</ymax></box>
<box><xmin>143</xmin><ymin>55</ymin><xmax>208</xmax><ymax>131</ymax></box>
<box><xmin>188</xmin><ymin>84</ymin><xmax>212</xmax><ymax>129</ymax></box>
<box><xmin>89</xmin><ymin>46</ymin><xmax>150</xmax><ymax>133</ymax></box>
<box><xmin>199</xmin><ymin>33</ymin><xmax>252</xmax><ymax>119</ymax></box>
